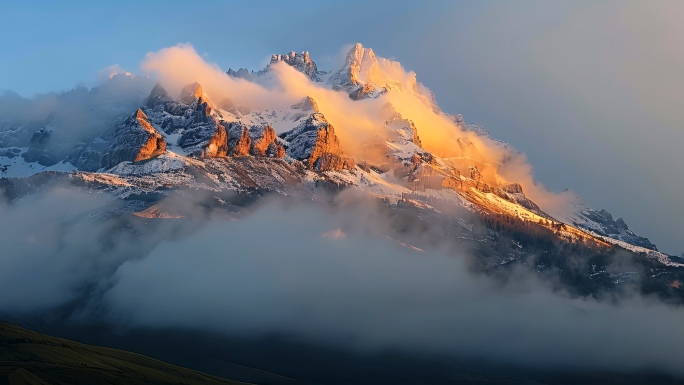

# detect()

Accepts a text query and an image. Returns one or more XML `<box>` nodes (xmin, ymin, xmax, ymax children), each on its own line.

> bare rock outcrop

<box><xmin>101</xmin><ymin>109</ymin><xmax>166</xmax><ymax>169</ymax></box>
<box><xmin>249</xmin><ymin>125</ymin><xmax>284</xmax><ymax>158</ymax></box>
<box><xmin>179</xmin><ymin>82</ymin><xmax>204</xmax><ymax>104</ymax></box>
<box><xmin>175</xmin><ymin>95</ymin><xmax>228</xmax><ymax>158</ymax></box>
<box><xmin>226</xmin><ymin>122</ymin><xmax>252</xmax><ymax>157</ymax></box>
<box><xmin>280</xmin><ymin>113</ymin><xmax>354</xmax><ymax>171</ymax></box>
<box><xmin>202</xmin><ymin>123</ymin><xmax>228</xmax><ymax>158</ymax></box>
<box><xmin>142</xmin><ymin>83</ymin><xmax>229</xmax><ymax>158</ymax></box>
<box><xmin>269</xmin><ymin>51</ymin><xmax>322</xmax><ymax>81</ymax></box>
<box><xmin>145</xmin><ymin>83</ymin><xmax>174</xmax><ymax>109</ymax></box>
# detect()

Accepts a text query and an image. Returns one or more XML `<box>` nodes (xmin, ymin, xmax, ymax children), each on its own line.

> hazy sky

<box><xmin>1</xmin><ymin>0</ymin><xmax>682</xmax><ymax>253</ymax></box>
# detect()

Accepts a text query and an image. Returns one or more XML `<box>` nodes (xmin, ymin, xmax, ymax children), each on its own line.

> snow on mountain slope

<box><xmin>327</xmin><ymin>43</ymin><xmax>438</xmax><ymax>112</ymax></box>
<box><xmin>584</xmin><ymin>230</ymin><xmax>680</xmax><ymax>267</ymax></box>
<box><xmin>0</xmin><ymin>147</ymin><xmax>76</xmax><ymax>178</ymax></box>
<box><xmin>217</xmin><ymin>96</ymin><xmax>324</xmax><ymax>134</ymax></box>
<box><xmin>227</xmin><ymin>51</ymin><xmax>327</xmax><ymax>83</ymax></box>
<box><xmin>1</xmin><ymin>43</ymin><xmax>677</xmax><ymax>267</ymax></box>
<box><xmin>0</xmin><ymin>74</ymin><xmax>154</xmax><ymax>171</ymax></box>
<box><xmin>551</xmin><ymin>190</ymin><xmax>659</xmax><ymax>251</ymax></box>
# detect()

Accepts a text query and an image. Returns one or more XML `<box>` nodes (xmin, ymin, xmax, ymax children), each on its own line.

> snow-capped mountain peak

<box><xmin>2</xmin><ymin>44</ymin><xmax>679</xmax><ymax>268</ymax></box>
<box><xmin>269</xmin><ymin>51</ymin><xmax>321</xmax><ymax>81</ymax></box>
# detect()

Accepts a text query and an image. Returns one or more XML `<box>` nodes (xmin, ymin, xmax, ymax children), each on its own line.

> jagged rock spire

<box><xmin>279</xmin><ymin>113</ymin><xmax>354</xmax><ymax>171</ymax></box>
<box><xmin>101</xmin><ymin>108</ymin><xmax>166</xmax><ymax>169</ymax></box>
<box><xmin>269</xmin><ymin>51</ymin><xmax>322</xmax><ymax>81</ymax></box>
<box><xmin>145</xmin><ymin>83</ymin><xmax>173</xmax><ymax>109</ymax></box>
<box><xmin>179</xmin><ymin>82</ymin><xmax>204</xmax><ymax>104</ymax></box>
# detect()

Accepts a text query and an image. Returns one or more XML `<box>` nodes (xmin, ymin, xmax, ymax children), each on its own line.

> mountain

<box><xmin>0</xmin><ymin>43</ymin><xmax>680</xmax><ymax>275</ymax></box>
<box><xmin>2</xmin><ymin>43</ymin><xmax>684</xmax><ymax>385</ymax></box>
<box><xmin>228</xmin><ymin>51</ymin><xmax>325</xmax><ymax>82</ymax></box>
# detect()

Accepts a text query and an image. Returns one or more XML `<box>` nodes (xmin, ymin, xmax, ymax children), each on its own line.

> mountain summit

<box><xmin>0</xmin><ymin>43</ymin><xmax>677</xmax><ymax>272</ymax></box>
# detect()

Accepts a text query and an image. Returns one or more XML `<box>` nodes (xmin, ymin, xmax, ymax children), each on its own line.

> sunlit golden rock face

<box><xmin>202</xmin><ymin>123</ymin><xmax>228</xmax><ymax>158</ymax></box>
<box><xmin>279</xmin><ymin>113</ymin><xmax>354</xmax><ymax>171</ymax></box>
<box><xmin>132</xmin><ymin>205</ymin><xmax>183</xmax><ymax>219</ymax></box>
<box><xmin>231</xmin><ymin>127</ymin><xmax>252</xmax><ymax>157</ymax></box>
<box><xmin>179</xmin><ymin>82</ymin><xmax>204</xmax><ymax>104</ymax></box>
<box><xmin>308</xmin><ymin>123</ymin><xmax>339</xmax><ymax>165</ymax></box>
<box><xmin>100</xmin><ymin>109</ymin><xmax>167</xmax><ymax>169</ymax></box>
<box><xmin>501</xmin><ymin>183</ymin><xmax>524</xmax><ymax>195</ymax></box>
<box><xmin>134</xmin><ymin>135</ymin><xmax>166</xmax><ymax>162</ymax></box>
<box><xmin>133</xmin><ymin>109</ymin><xmax>166</xmax><ymax>162</ymax></box>
<box><xmin>306</xmin><ymin>123</ymin><xmax>354</xmax><ymax>171</ymax></box>
<box><xmin>312</xmin><ymin>153</ymin><xmax>355</xmax><ymax>171</ymax></box>
<box><xmin>221</xmin><ymin>123</ymin><xmax>286</xmax><ymax>159</ymax></box>
<box><xmin>250</xmin><ymin>125</ymin><xmax>276</xmax><ymax>157</ymax></box>
<box><xmin>274</xmin><ymin>144</ymin><xmax>286</xmax><ymax>159</ymax></box>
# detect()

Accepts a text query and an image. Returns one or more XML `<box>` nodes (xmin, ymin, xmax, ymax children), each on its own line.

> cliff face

<box><xmin>327</xmin><ymin>43</ymin><xmax>397</xmax><ymax>100</ymax></box>
<box><xmin>202</xmin><ymin>123</ymin><xmax>228</xmax><ymax>158</ymax></box>
<box><xmin>226</xmin><ymin>123</ymin><xmax>251</xmax><ymax>157</ymax></box>
<box><xmin>227</xmin><ymin>51</ymin><xmax>324</xmax><ymax>82</ymax></box>
<box><xmin>138</xmin><ymin>83</ymin><xmax>230</xmax><ymax>158</ymax></box>
<box><xmin>269</xmin><ymin>51</ymin><xmax>321</xmax><ymax>81</ymax></box>
<box><xmin>326</xmin><ymin>43</ymin><xmax>439</xmax><ymax>111</ymax></box>
<box><xmin>101</xmin><ymin>109</ymin><xmax>166</xmax><ymax>169</ymax></box>
<box><xmin>306</xmin><ymin>123</ymin><xmax>348</xmax><ymax>170</ymax></box>
<box><xmin>280</xmin><ymin>113</ymin><xmax>354</xmax><ymax>171</ymax></box>
<box><xmin>311</xmin><ymin>152</ymin><xmax>355</xmax><ymax>171</ymax></box>
<box><xmin>133</xmin><ymin>110</ymin><xmax>167</xmax><ymax>161</ymax></box>
<box><xmin>179</xmin><ymin>82</ymin><xmax>204</xmax><ymax>105</ymax></box>
<box><xmin>249</xmin><ymin>125</ymin><xmax>284</xmax><ymax>158</ymax></box>
<box><xmin>573</xmin><ymin>208</ymin><xmax>658</xmax><ymax>250</ymax></box>
<box><xmin>176</xmin><ymin>96</ymin><xmax>228</xmax><ymax>158</ymax></box>
<box><xmin>145</xmin><ymin>83</ymin><xmax>174</xmax><ymax>109</ymax></box>
<box><xmin>250</xmin><ymin>125</ymin><xmax>276</xmax><ymax>156</ymax></box>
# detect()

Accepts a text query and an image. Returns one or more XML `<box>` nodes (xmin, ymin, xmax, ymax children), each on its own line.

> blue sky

<box><xmin>2</xmin><ymin>0</ymin><xmax>683</xmax><ymax>253</ymax></box>
<box><xmin>1</xmin><ymin>0</ymin><xmax>451</xmax><ymax>95</ymax></box>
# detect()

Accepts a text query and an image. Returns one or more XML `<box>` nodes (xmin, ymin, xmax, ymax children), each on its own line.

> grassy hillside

<box><xmin>0</xmin><ymin>322</ymin><xmax>251</xmax><ymax>385</ymax></box>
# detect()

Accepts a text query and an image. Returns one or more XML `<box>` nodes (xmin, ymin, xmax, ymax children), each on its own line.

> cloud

<box><xmin>96</xmin><ymin>196</ymin><xmax>684</xmax><ymax>376</ymax></box>
<box><xmin>96</xmin><ymin>64</ymin><xmax>131</xmax><ymax>83</ymax></box>
<box><xmin>3</xmin><ymin>42</ymin><xmax>679</xmax><ymax>376</ymax></box>
<box><xmin>0</xmin><ymin>185</ymin><xmax>115</xmax><ymax>312</ymax></box>
<box><xmin>0</xmin><ymin>73</ymin><xmax>154</xmax><ymax>166</ymax></box>
<box><xmin>140</xmin><ymin>43</ymin><xmax>275</xmax><ymax>109</ymax></box>
<box><xmin>0</xmin><ymin>181</ymin><xmax>682</xmax><ymax>376</ymax></box>
<box><xmin>138</xmin><ymin>43</ymin><xmax>579</xmax><ymax>219</ymax></box>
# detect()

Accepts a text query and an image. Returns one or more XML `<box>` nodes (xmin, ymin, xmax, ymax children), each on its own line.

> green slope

<box><xmin>0</xmin><ymin>322</ymin><xmax>252</xmax><ymax>385</ymax></box>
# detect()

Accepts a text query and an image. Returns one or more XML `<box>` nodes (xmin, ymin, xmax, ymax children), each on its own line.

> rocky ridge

<box><xmin>280</xmin><ymin>113</ymin><xmax>354</xmax><ymax>171</ymax></box>
<box><xmin>0</xmin><ymin>44</ymin><xmax>677</xmax><ymax>267</ymax></box>
<box><xmin>100</xmin><ymin>109</ymin><xmax>166</xmax><ymax>169</ymax></box>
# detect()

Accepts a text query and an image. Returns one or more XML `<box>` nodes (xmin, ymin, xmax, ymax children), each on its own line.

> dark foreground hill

<box><xmin>0</xmin><ymin>322</ymin><xmax>251</xmax><ymax>385</ymax></box>
<box><xmin>2</xmin><ymin>322</ymin><xmax>684</xmax><ymax>385</ymax></box>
